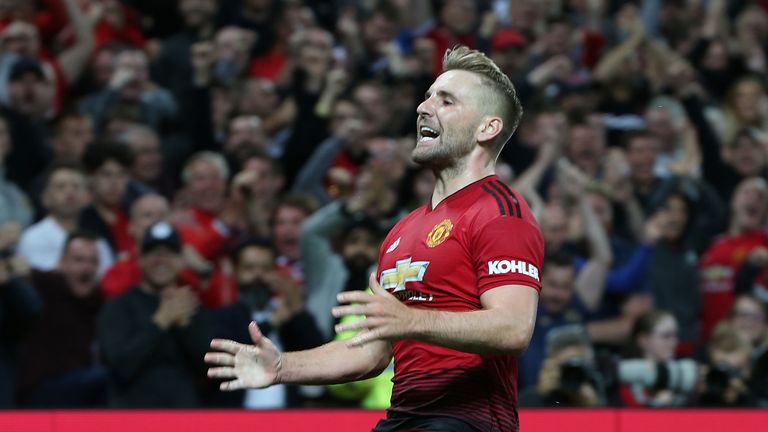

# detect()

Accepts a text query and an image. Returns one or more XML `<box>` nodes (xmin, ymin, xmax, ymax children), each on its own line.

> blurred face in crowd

<box><xmin>414</xmin><ymin>70</ymin><xmax>484</xmax><ymax>168</ymax></box>
<box><xmin>627</xmin><ymin>135</ymin><xmax>660</xmax><ymax>185</ymax></box>
<box><xmin>730</xmin><ymin>78</ymin><xmax>765</xmax><ymax>124</ymax></box>
<box><xmin>639</xmin><ymin>314</ymin><xmax>679</xmax><ymax>362</ymax></box>
<box><xmin>115</xmin><ymin>50</ymin><xmax>149</xmax><ymax>101</ymax></box>
<box><xmin>363</xmin><ymin>12</ymin><xmax>398</xmax><ymax>54</ymax></box>
<box><xmin>242</xmin><ymin>156</ymin><xmax>284</xmax><ymax>199</ymax></box>
<box><xmin>53</xmin><ymin>115</ymin><xmax>93</xmax><ymax>161</ymax></box>
<box><xmin>342</xmin><ymin>227</ymin><xmax>380</xmax><ymax>274</ymax></box>
<box><xmin>140</xmin><ymin>246</ymin><xmax>183</xmax><ymax>290</ymax></box>
<box><xmin>129</xmin><ymin>194</ymin><xmax>170</xmax><ymax>242</ymax></box>
<box><xmin>645</xmin><ymin>107</ymin><xmax>678</xmax><ymax>147</ymax></box>
<box><xmin>215</xmin><ymin>27</ymin><xmax>252</xmax><ymax>76</ymax></box>
<box><xmin>296</xmin><ymin>28</ymin><xmax>333</xmax><ymax>79</ymax></box>
<box><xmin>567</xmin><ymin>124</ymin><xmax>603</xmax><ymax>177</ymax></box>
<box><xmin>730</xmin><ymin>296</ymin><xmax>767</xmax><ymax>346</ymax></box>
<box><xmin>367</xmin><ymin>136</ymin><xmax>406</xmax><ymax>183</ymax></box>
<box><xmin>0</xmin><ymin>21</ymin><xmax>39</xmax><ymax>57</ymax></box>
<box><xmin>43</xmin><ymin>168</ymin><xmax>89</xmax><ymax>219</ymax></box>
<box><xmin>545</xmin><ymin>21</ymin><xmax>572</xmax><ymax>56</ymax></box>
<box><xmin>508</xmin><ymin>0</ymin><xmax>542</xmax><ymax>32</ymax></box>
<box><xmin>354</xmin><ymin>83</ymin><xmax>390</xmax><ymax>136</ymax></box>
<box><xmin>91</xmin><ymin>160</ymin><xmax>129</xmax><ymax>208</ymax></box>
<box><xmin>660</xmin><ymin>194</ymin><xmax>689</xmax><ymax>241</ymax></box>
<box><xmin>226</xmin><ymin>116</ymin><xmax>267</xmax><ymax>162</ymax></box>
<box><xmin>541</xmin><ymin>203</ymin><xmax>569</xmax><ymax>251</ymax></box>
<box><xmin>124</xmin><ymin>129</ymin><xmax>162</xmax><ymax>184</ymax></box>
<box><xmin>730</xmin><ymin>178</ymin><xmax>768</xmax><ymax>232</ymax></box>
<box><xmin>59</xmin><ymin>238</ymin><xmax>100</xmax><ymax>298</ymax></box>
<box><xmin>702</xmin><ymin>39</ymin><xmax>729</xmax><ymax>71</ymax></box>
<box><xmin>272</xmin><ymin>205</ymin><xmax>307</xmax><ymax>261</ymax></box>
<box><xmin>8</xmin><ymin>72</ymin><xmax>49</xmax><ymax>117</ymax></box>
<box><xmin>332</xmin><ymin>99</ymin><xmax>366</xmax><ymax>152</ymax></box>
<box><xmin>92</xmin><ymin>47</ymin><xmax>117</xmax><ymax>88</ymax></box>
<box><xmin>724</xmin><ymin>132</ymin><xmax>765</xmax><ymax>177</ymax></box>
<box><xmin>540</xmin><ymin>262</ymin><xmax>575</xmax><ymax>314</ymax></box>
<box><xmin>440</xmin><ymin>0</ymin><xmax>476</xmax><ymax>35</ymax></box>
<box><xmin>586</xmin><ymin>192</ymin><xmax>613</xmax><ymax>231</ymax></box>
<box><xmin>238</xmin><ymin>79</ymin><xmax>278</xmax><ymax>117</ymax></box>
<box><xmin>184</xmin><ymin>158</ymin><xmax>227</xmax><ymax>213</ymax></box>
<box><xmin>236</xmin><ymin>245</ymin><xmax>275</xmax><ymax>285</ymax></box>
<box><xmin>179</xmin><ymin>0</ymin><xmax>216</xmax><ymax>29</ymax></box>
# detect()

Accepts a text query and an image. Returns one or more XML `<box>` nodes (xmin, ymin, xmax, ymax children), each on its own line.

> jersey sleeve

<box><xmin>472</xmin><ymin>216</ymin><xmax>544</xmax><ymax>295</ymax></box>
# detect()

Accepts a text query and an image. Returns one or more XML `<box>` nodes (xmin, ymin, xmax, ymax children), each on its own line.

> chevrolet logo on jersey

<box><xmin>380</xmin><ymin>257</ymin><xmax>429</xmax><ymax>292</ymax></box>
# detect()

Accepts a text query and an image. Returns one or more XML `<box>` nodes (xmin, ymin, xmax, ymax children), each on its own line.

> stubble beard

<box><xmin>411</xmin><ymin>126</ymin><xmax>475</xmax><ymax>173</ymax></box>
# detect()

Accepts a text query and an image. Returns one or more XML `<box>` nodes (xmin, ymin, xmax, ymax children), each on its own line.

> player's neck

<box><xmin>431</xmin><ymin>151</ymin><xmax>495</xmax><ymax>207</ymax></box>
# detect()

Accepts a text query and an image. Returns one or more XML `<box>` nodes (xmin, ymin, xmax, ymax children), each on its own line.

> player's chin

<box><xmin>412</xmin><ymin>144</ymin><xmax>439</xmax><ymax>164</ymax></box>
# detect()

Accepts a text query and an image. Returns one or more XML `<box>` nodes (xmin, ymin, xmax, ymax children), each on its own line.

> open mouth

<box><xmin>419</xmin><ymin>126</ymin><xmax>440</xmax><ymax>142</ymax></box>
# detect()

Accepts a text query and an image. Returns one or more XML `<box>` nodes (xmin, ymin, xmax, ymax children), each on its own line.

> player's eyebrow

<box><xmin>424</xmin><ymin>89</ymin><xmax>458</xmax><ymax>101</ymax></box>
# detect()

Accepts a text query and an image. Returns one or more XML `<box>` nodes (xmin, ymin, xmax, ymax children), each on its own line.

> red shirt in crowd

<box><xmin>698</xmin><ymin>229</ymin><xmax>768</xmax><ymax>340</ymax></box>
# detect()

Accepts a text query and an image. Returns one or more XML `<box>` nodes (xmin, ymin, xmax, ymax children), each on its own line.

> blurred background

<box><xmin>0</xmin><ymin>0</ymin><xmax>767</xmax><ymax>411</ymax></box>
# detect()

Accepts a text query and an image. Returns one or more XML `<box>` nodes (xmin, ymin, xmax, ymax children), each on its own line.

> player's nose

<box><xmin>416</xmin><ymin>98</ymin><xmax>434</xmax><ymax>117</ymax></box>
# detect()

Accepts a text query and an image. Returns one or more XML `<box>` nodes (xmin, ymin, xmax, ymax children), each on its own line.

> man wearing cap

<box><xmin>0</xmin><ymin>56</ymin><xmax>52</xmax><ymax>190</ymax></box>
<box><xmin>97</xmin><ymin>222</ymin><xmax>215</xmax><ymax>407</ymax></box>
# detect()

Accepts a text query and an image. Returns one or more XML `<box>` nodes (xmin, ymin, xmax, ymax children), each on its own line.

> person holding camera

<box><xmin>617</xmin><ymin>310</ymin><xmax>699</xmax><ymax>407</ymax></box>
<box><xmin>696</xmin><ymin>322</ymin><xmax>757</xmax><ymax>407</ymax></box>
<box><xmin>519</xmin><ymin>325</ymin><xmax>605</xmax><ymax>407</ymax></box>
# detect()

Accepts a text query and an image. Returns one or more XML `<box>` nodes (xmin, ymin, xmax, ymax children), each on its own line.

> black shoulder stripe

<box><xmin>481</xmin><ymin>185</ymin><xmax>506</xmax><ymax>216</ymax></box>
<box><xmin>494</xmin><ymin>180</ymin><xmax>522</xmax><ymax>218</ymax></box>
<box><xmin>487</xmin><ymin>180</ymin><xmax>515</xmax><ymax>218</ymax></box>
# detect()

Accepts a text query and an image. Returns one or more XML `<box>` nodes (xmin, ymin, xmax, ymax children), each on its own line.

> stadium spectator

<box><xmin>619</xmin><ymin>310</ymin><xmax>697</xmax><ymax>407</ymax></box>
<box><xmin>699</xmin><ymin>177</ymin><xmax>768</xmax><ymax>340</ymax></box>
<box><xmin>17</xmin><ymin>231</ymin><xmax>105</xmax><ymax>407</ymax></box>
<box><xmin>0</xmin><ymin>113</ymin><xmax>31</xmax><ymax>228</ymax></box>
<box><xmin>17</xmin><ymin>161</ymin><xmax>113</xmax><ymax>276</ymax></box>
<box><xmin>0</xmin><ymin>222</ymin><xmax>41</xmax><ymax>408</ymax></box>
<box><xmin>98</xmin><ymin>222</ymin><xmax>215</xmax><ymax>407</ymax></box>
<box><xmin>213</xmin><ymin>238</ymin><xmax>324</xmax><ymax>408</ymax></box>
<box><xmin>78</xmin><ymin>141</ymin><xmax>134</xmax><ymax>258</ymax></box>
<box><xmin>81</xmin><ymin>48</ymin><xmax>177</xmax><ymax>133</ymax></box>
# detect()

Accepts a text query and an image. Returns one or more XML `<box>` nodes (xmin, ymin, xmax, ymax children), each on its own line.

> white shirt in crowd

<box><xmin>17</xmin><ymin>216</ymin><xmax>114</xmax><ymax>276</ymax></box>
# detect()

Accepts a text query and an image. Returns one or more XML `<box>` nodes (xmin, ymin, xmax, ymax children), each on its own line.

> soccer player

<box><xmin>205</xmin><ymin>46</ymin><xmax>543</xmax><ymax>432</ymax></box>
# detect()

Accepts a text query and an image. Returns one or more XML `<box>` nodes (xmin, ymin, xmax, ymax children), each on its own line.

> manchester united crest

<box><xmin>426</xmin><ymin>219</ymin><xmax>453</xmax><ymax>248</ymax></box>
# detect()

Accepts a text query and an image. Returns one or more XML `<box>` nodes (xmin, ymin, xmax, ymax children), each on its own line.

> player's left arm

<box><xmin>334</xmin><ymin>275</ymin><xmax>538</xmax><ymax>355</ymax></box>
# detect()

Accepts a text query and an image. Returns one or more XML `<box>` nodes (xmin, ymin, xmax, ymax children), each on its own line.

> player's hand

<box><xmin>205</xmin><ymin>322</ymin><xmax>282</xmax><ymax>391</ymax></box>
<box><xmin>332</xmin><ymin>273</ymin><xmax>416</xmax><ymax>347</ymax></box>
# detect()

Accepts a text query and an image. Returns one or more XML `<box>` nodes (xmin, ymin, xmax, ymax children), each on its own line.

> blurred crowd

<box><xmin>0</xmin><ymin>0</ymin><xmax>768</xmax><ymax>410</ymax></box>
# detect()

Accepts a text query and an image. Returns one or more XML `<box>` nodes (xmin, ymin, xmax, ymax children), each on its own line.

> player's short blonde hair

<box><xmin>442</xmin><ymin>46</ymin><xmax>523</xmax><ymax>155</ymax></box>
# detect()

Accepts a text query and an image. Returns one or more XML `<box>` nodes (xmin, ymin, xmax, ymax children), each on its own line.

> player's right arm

<box><xmin>205</xmin><ymin>322</ymin><xmax>391</xmax><ymax>390</ymax></box>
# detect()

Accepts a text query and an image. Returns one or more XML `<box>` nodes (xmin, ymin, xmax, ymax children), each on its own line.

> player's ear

<box><xmin>477</xmin><ymin>116</ymin><xmax>503</xmax><ymax>146</ymax></box>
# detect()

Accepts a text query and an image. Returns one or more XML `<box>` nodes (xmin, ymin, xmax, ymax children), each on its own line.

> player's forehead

<box><xmin>427</xmin><ymin>69</ymin><xmax>484</xmax><ymax>100</ymax></box>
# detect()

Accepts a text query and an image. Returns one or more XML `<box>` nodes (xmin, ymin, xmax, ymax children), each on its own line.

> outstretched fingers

<box><xmin>210</xmin><ymin>338</ymin><xmax>243</xmax><ymax>354</ymax></box>
<box><xmin>204</xmin><ymin>352</ymin><xmax>235</xmax><ymax>366</ymax></box>
<box><xmin>220</xmin><ymin>379</ymin><xmax>244</xmax><ymax>391</ymax></box>
<box><xmin>208</xmin><ymin>367</ymin><xmax>237</xmax><ymax>379</ymax></box>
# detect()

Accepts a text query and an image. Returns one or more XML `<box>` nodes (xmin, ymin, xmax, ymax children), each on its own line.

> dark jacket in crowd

<box><xmin>0</xmin><ymin>276</ymin><xmax>42</xmax><ymax>407</ymax></box>
<box><xmin>98</xmin><ymin>286</ymin><xmax>215</xmax><ymax>407</ymax></box>
<box><xmin>16</xmin><ymin>270</ymin><xmax>103</xmax><ymax>405</ymax></box>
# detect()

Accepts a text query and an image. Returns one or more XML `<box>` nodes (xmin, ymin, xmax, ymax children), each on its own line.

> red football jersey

<box><xmin>698</xmin><ymin>229</ymin><xmax>768</xmax><ymax>340</ymax></box>
<box><xmin>377</xmin><ymin>175</ymin><xmax>543</xmax><ymax>432</ymax></box>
